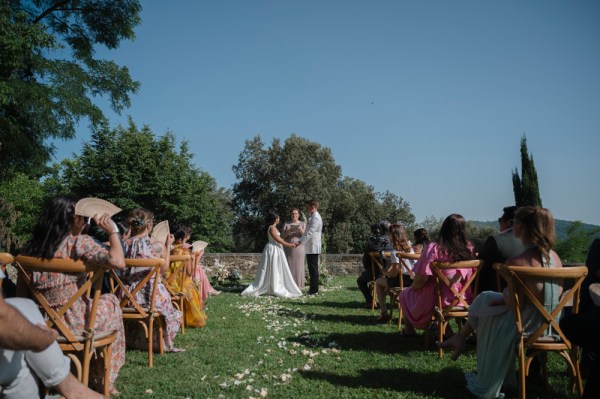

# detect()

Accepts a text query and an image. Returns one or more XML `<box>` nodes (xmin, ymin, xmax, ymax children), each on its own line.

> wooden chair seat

<box><xmin>15</xmin><ymin>255</ymin><xmax>117</xmax><ymax>396</ymax></box>
<box><xmin>496</xmin><ymin>263</ymin><xmax>587</xmax><ymax>398</ymax></box>
<box><xmin>430</xmin><ymin>259</ymin><xmax>483</xmax><ymax>358</ymax></box>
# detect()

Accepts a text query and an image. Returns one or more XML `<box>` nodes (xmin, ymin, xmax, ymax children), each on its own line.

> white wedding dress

<box><xmin>241</xmin><ymin>227</ymin><xmax>302</xmax><ymax>298</ymax></box>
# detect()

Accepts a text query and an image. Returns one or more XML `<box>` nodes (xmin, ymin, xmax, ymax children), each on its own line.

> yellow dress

<box><xmin>167</xmin><ymin>244</ymin><xmax>207</xmax><ymax>327</ymax></box>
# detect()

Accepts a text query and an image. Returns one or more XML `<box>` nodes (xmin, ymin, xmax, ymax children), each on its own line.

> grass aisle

<box><xmin>116</xmin><ymin>277</ymin><xmax>579</xmax><ymax>399</ymax></box>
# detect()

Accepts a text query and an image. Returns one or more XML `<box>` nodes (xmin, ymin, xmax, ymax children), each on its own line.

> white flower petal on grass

<box><xmin>219</xmin><ymin>382</ymin><xmax>228</xmax><ymax>388</ymax></box>
<box><xmin>260</xmin><ymin>387</ymin><xmax>268</xmax><ymax>397</ymax></box>
<box><xmin>303</xmin><ymin>364</ymin><xmax>311</xmax><ymax>371</ymax></box>
<box><xmin>234</xmin><ymin>380</ymin><xmax>243</xmax><ymax>386</ymax></box>
<box><xmin>246</xmin><ymin>385</ymin><xmax>253</xmax><ymax>391</ymax></box>
<box><xmin>145</xmin><ymin>389</ymin><xmax>153</xmax><ymax>394</ymax></box>
<box><xmin>201</xmin><ymin>375</ymin><xmax>207</xmax><ymax>381</ymax></box>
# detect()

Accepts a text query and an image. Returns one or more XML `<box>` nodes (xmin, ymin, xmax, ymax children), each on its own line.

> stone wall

<box><xmin>202</xmin><ymin>253</ymin><xmax>364</xmax><ymax>277</ymax></box>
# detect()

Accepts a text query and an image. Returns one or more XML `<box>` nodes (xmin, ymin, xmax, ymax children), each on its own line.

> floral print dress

<box><xmin>122</xmin><ymin>235</ymin><xmax>182</xmax><ymax>351</ymax></box>
<box><xmin>28</xmin><ymin>235</ymin><xmax>126</xmax><ymax>393</ymax></box>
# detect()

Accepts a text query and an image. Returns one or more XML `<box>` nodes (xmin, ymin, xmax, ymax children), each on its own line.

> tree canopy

<box><xmin>0</xmin><ymin>0</ymin><xmax>141</xmax><ymax>181</ymax></box>
<box><xmin>58</xmin><ymin>120</ymin><xmax>234</xmax><ymax>251</ymax></box>
<box><xmin>231</xmin><ymin>135</ymin><xmax>416</xmax><ymax>253</ymax></box>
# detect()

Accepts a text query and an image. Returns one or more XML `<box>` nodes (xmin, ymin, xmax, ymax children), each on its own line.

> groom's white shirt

<box><xmin>300</xmin><ymin>211</ymin><xmax>322</xmax><ymax>255</ymax></box>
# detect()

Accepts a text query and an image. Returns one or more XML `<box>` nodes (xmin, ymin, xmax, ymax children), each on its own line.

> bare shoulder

<box><xmin>550</xmin><ymin>250</ymin><xmax>563</xmax><ymax>268</ymax></box>
<box><xmin>506</xmin><ymin>248</ymin><xmax>539</xmax><ymax>267</ymax></box>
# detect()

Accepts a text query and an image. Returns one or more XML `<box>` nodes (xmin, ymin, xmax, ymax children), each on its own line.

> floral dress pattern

<box><xmin>167</xmin><ymin>244</ymin><xmax>207</xmax><ymax>327</ymax></box>
<box><xmin>122</xmin><ymin>236</ymin><xmax>182</xmax><ymax>351</ymax></box>
<box><xmin>28</xmin><ymin>235</ymin><xmax>126</xmax><ymax>393</ymax></box>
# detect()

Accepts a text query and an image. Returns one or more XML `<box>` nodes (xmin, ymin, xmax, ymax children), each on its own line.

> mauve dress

<box><xmin>398</xmin><ymin>241</ymin><xmax>476</xmax><ymax>329</ymax></box>
<box><xmin>282</xmin><ymin>221</ymin><xmax>306</xmax><ymax>289</ymax></box>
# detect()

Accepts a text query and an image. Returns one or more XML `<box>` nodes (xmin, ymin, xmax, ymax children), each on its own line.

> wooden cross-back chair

<box><xmin>496</xmin><ymin>263</ymin><xmax>587</xmax><ymax>399</ymax></box>
<box><xmin>388</xmin><ymin>252</ymin><xmax>421</xmax><ymax>331</ymax></box>
<box><xmin>0</xmin><ymin>252</ymin><xmax>14</xmax><ymax>288</ymax></box>
<box><xmin>163</xmin><ymin>254</ymin><xmax>194</xmax><ymax>334</ymax></box>
<box><xmin>368</xmin><ymin>252</ymin><xmax>385</xmax><ymax>311</ymax></box>
<box><xmin>14</xmin><ymin>255</ymin><xmax>117</xmax><ymax>396</ymax></box>
<box><xmin>108</xmin><ymin>258</ymin><xmax>165</xmax><ymax>368</ymax></box>
<box><xmin>430</xmin><ymin>259</ymin><xmax>483</xmax><ymax>359</ymax></box>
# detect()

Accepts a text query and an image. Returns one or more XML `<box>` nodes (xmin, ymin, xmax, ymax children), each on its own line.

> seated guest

<box><xmin>411</xmin><ymin>228</ymin><xmax>430</xmax><ymax>254</ymax></box>
<box><xmin>374</xmin><ymin>223</ymin><xmax>416</xmax><ymax>322</ymax></box>
<box><xmin>398</xmin><ymin>214</ymin><xmax>476</xmax><ymax>335</ymax></box>
<box><xmin>122</xmin><ymin>208</ymin><xmax>184</xmax><ymax>352</ymax></box>
<box><xmin>357</xmin><ymin>221</ymin><xmax>393</xmax><ymax>308</ymax></box>
<box><xmin>0</xmin><ymin>289</ymin><xmax>105</xmax><ymax>399</ymax></box>
<box><xmin>191</xmin><ymin>249</ymin><xmax>220</xmax><ymax>300</ymax></box>
<box><xmin>477</xmin><ymin>206</ymin><xmax>525</xmax><ymax>293</ymax></box>
<box><xmin>167</xmin><ymin>224</ymin><xmax>207</xmax><ymax>327</ymax></box>
<box><xmin>443</xmin><ymin>207</ymin><xmax>563</xmax><ymax>399</ymax></box>
<box><xmin>19</xmin><ymin>195</ymin><xmax>126</xmax><ymax>395</ymax></box>
<box><xmin>560</xmin><ymin>238</ymin><xmax>600</xmax><ymax>399</ymax></box>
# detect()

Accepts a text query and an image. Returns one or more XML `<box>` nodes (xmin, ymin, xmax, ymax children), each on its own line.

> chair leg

<box><xmin>82</xmin><ymin>343</ymin><xmax>92</xmax><ymax>387</ymax></box>
<box><xmin>370</xmin><ymin>282</ymin><xmax>377</xmax><ymax>311</ymax></box>
<box><xmin>388</xmin><ymin>294</ymin><xmax>395</xmax><ymax>325</ymax></box>
<box><xmin>397</xmin><ymin>300</ymin><xmax>403</xmax><ymax>331</ymax></box>
<box><xmin>180</xmin><ymin>298</ymin><xmax>185</xmax><ymax>335</ymax></box>
<box><xmin>518</xmin><ymin>342</ymin><xmax>526</xmax><ymax>399</ymax></box>
<box><xmin>158</xmin><ymin>317</ymin><xmax>164</xmax><ymax>355</ymax></box>
<box><xmin>148</xmin><ymin>317</ymin><xmax>154</xmax><ymax>368</ymax></box>
<box><xmin>438</xmin><ymin>320</ymin><xmax>445</xmax><ymax>359</ymax></box>
<box><xmin>103</xmin><ymin>343</ymin><xmax>113</xmax><ymax>397</ymax></box>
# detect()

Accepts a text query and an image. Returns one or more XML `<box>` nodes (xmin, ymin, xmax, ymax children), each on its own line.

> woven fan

<box><xmin>150</xmin><ymin>220</ymin><xmax>170</xmax><ymax>244</ymax></box>
<box><xmin>191</xmin><ymin>240</ymin><xmax>208</xmax><ymax>252</ymax></box>
<box><xmin>74</xmin><ymin>198</ymin><xmax>122</xmax><ymax>218</ymax></box>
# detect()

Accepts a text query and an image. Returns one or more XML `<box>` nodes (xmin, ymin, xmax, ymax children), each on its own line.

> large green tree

<box><xmin>231</xmin><ymin>135</ymin><xmax>415</xmax><ymax>253</ymax></box>
<box><xmin>0</xmin><ymin>0</ymin><xmax>141</xmax><ymax>181</ymax></box>
<box><xmin>59</xmin><ymin>120</ymin><xmax>234</xmax><ymax>251</ymax></box>
<box><xmin>512</xmin><ymin>135</ymin><xmax>543</xmax><ymax>207</ymax></box>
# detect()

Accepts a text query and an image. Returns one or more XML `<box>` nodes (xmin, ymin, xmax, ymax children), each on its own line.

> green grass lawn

<box><xmin>115</xmin><ymin>276</ymin><xmax>581</xmax><ymax>399</ymax></box>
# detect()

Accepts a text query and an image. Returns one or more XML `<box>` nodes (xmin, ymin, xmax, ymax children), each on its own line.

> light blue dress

<box><xmin>465</xmin><ymin>252</ymin><xmax>559</xmax><ymax>399</ymax></box>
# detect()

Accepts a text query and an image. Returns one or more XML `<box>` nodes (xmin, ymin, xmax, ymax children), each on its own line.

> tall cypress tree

<box><xmin>512</xmin><ymin>135</ymin><xmax>543</xmax><ymax>207</ymax></box>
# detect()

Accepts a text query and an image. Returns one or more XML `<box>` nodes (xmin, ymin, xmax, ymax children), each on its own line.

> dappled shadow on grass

<box><xmin>288</xmin><ymin>330</ymin><xmax>429</xmax><ymax>355</ymax></box>
<box><xmin>290</xmin><ymin>299</ymin><xmax>368</xmax><ymax>310</ymax></box>
<box><xmin>301</xmin><ymin>366</ymin><xmax>471</xmax><ymax>398</ymax></box>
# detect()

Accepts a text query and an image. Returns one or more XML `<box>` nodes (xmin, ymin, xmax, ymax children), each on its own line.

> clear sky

<box><xmin>52</xmin><ymin>1</ymin><xmax>600</xmax><ymax>225</ymax></box>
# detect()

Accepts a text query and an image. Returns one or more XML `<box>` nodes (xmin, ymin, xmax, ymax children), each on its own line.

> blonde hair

<box><xmin>514</xmin><ymin>206</ymin><xmax>556</xmax><ymax>263</ymax></box>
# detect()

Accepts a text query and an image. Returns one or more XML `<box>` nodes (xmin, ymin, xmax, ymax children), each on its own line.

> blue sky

<box><xmin>53</xmin><ymin>1</ymin><xmax>600</xmax><ymax>225</ymax></box>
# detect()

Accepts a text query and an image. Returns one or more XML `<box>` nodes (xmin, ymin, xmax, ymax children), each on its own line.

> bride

<box><xmin>241</xmin><ymin>213</ymin><xmax>303</xmax><ymax>298</ymax></box>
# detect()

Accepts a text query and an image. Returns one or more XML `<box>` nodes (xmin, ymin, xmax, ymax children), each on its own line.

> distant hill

<box><xmin>470</xmin><ymin>219</ymin><xmax>600</xmax><ymax>241</ymax></box>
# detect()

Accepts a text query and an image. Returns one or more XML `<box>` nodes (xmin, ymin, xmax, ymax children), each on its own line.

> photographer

<box><xmin>357</xmin><ymin>221</ymin><xmax>393</xmax><ymax>308</ymax></box>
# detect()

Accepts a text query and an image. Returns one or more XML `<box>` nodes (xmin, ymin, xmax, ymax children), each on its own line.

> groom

<box><xmin>299</xmin><ymin>199</ymin><xmax>322</xmax><ymax>295</ymax></box>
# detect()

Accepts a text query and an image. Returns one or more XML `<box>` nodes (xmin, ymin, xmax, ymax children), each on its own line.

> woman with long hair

<box><xmin>21</xmin><ymin>195</ymin><xmax>126</xmax><ymax>395</ymax></box>
<box><xmin>281</xmin><ymin>208</ymin><xmax>307</xmax><ymax>289</ymax></box>
<box><xmin>374</xmin><ymin>223</ymin><xmax>416</xmax><ymax>322</ymax></box>
<box><xmin>442</xmin><ymin>207</ymin><xmax>563</xmax><ymax>398</ymax></box>
<box><xmin>398</xmin><ymin>213</ymin><xmax>476</xmax><ymax>335</ymax></box>
<box><xmin>122</xmin><ymin>208</ymin><xmax>183</xmax><ymax>352</ymax></box>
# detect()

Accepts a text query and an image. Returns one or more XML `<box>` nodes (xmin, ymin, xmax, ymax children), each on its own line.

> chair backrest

<box><xmin>498</xmin><ymin>264</ymin><xmax>587</xmax><ymax>346</ymax></box>
<box><xmin>431</xmin><ymin>260</ymin><xmax>484</xmax><ymax>311</ymax></box>
<box><xmin>0</xmin><ymin>252</ymin><xmax>14</xmax><ymax>287</ymax></box>
<box><xmin>14</xmin><ymin>255</ymin><xmax>105</xmax><ymax>351</ymax></box>
<box><xmin>369</xmin><ymin>251</ymin><xmax>385</xmax><ymax>280</ymax></box>
<box><xmin>109</xmin><ymin>258</ymin><xmax>164</xmax><ymax>316</ymax></box>
<box><xmin>397</xmin><ymin>252</ymin><xmax>420</xmax><ymax>275</ymax></box>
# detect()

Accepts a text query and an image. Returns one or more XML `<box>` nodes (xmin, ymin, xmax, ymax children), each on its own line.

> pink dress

<box><xmin>191</xmin><ymin>249</ymin><xmax>219</xmax><ymax>299</ymax></box>
<box><xmin>122</xmin><ymin>236</ymin><xmax>182</xmax><ymax>351</ymax></box>
<box><xmin>398</xmin><ymin>241</ymin><xmax>476</xmax><ymax>329</ymax></box>
<box><xmin>29</xmin><ymin>235</ymin><xmax>126</xmax><ymax>393</ymax></box>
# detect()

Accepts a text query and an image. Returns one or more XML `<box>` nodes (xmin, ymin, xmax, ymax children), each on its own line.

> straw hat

<box><xmin>75</xmin><ymin>198</ymin><xmax>122</xmax><ymax>218</ymax></box>
<box><xmin>150</xmin><ymin>220</ymin><xmax>170</xmax><ymax>244</ymax></box>
<box><xmin>191</xmin><ymin>240</ymin><xmax>208</xmax><ymax>252</ymax></box>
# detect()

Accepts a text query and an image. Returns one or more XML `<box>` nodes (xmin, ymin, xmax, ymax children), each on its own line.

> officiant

<box><xmin>281</xmin><ymin>208</ymin><xmax>306</xmax><ymax>289</ymax></box>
